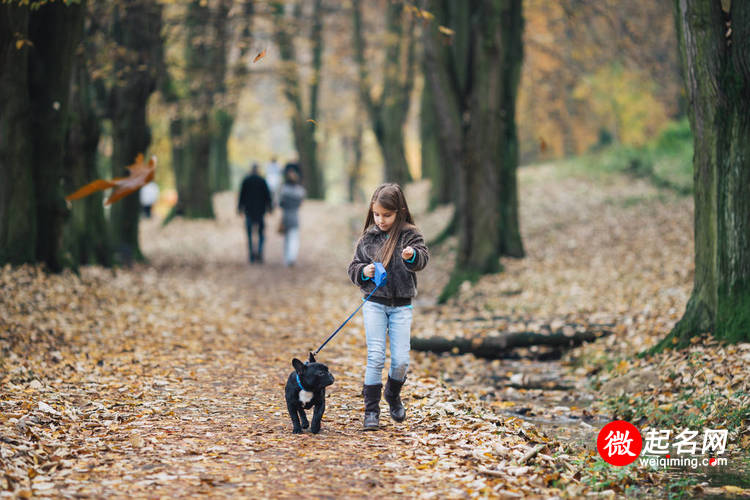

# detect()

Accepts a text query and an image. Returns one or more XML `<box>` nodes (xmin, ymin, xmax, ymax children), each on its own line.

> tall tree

<box><xmin>62</xmin><ymin>6</ymin><xmax>113</xmax><ymax>267</ymax></box>
<box><xmin>423</xmin><ymin>0</ymin><xmax>525</xmax><ymax>300</ymax></box>
<box><xmin>656</xmin><ymin>0</ymin><xmax>750</xmax><ymax>349</ymax></box>
<box><xmin>110</xmin><ymin>0</ymin><xmax>164</xmax><ymax>258</ymax></box>
<box><xmin>172</xmin><ymin>0</ymin><xmax>216</xmax><ymax>218</ymax></box>
<box><xmin>208</xmin><ymin>0</ymin><xmax>233</xmax><ymax>193</ymax></box>
<box><xmin>0</xmin><ymin>0</ymin><xmax>85</xmax><ymax>271</ymax></box>
<box><xmin>420</xmin><ymin>71</ymin><xmax>453</xmax><ymax>208</ymax></box>
<box><xmin>272</xmin><ymin>0</ymin><xmax>326</xmax><ymax>199</ymax></box>
<box><xmin>352</xmin><ymin>0</ymin><xmax>416</xmax><ymax>186</ymax></box>
<box><xmin>0</xmin><ymin>4</ymin><xmax>34</xmax><ymax>265</ymax></box>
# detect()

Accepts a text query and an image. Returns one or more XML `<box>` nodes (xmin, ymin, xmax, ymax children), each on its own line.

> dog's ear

<box><xmin>292</xmin><ymin>358</ymin><xmax>305</xmax><ymax>374</ymax></box>
<box><xmin>308</xmin><ymin>352</ymin><xmax>316</xmax><ymax>363</ymax></box>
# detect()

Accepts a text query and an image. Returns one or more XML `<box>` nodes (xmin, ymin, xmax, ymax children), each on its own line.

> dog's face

<box><xmin>293</xmin><ymin>353</ymin><xmax>334</xmax><ymax>390</ymax></box>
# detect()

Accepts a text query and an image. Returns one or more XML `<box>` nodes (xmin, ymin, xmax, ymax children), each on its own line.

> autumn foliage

<box><xmin>66</xmin><ymin>154</ymin><xmax>157</xmax><ymax>206</ymax></box>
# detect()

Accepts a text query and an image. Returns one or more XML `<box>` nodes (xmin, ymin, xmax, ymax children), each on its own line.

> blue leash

<box><xmin>313</xmin><ymin>263</ymin><xmax>386</xmax><ymax>355</ymax></box>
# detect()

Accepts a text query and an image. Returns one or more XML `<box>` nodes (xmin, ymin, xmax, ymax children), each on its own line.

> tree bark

<box><xmin>168</xmin><ymin>0</ymin><xmax>215</xmax><ymax>219</ymax></box>
<box><xmin>423</xmin><ymin>0</ymin><xmax>525</xmax><ymax>301</ymax></box>
<box><xmin>27</xmin><ymin>1</ymin><xmax>86</xmax><ymax>272</ymax></box>
<box><xmin>110</xmin><ymin>0</ymin><xmax>163</xmax><ymax>259</ymax></box>
<box><xmin>0</xmin><ymin>4</ymin><xmax>35</xmax><ymax>265</ymax></box>
<box><xmin>272</xmin><ymin>0</ymin><xmax>325</xmax><ymax>199</ymax></box>
<box><xmin>412</xmin><ymin>329</ymin><xmax>613</xmax><ymax>359</ymax></box>
<box><xmin>208</xmin><ymin>0</ymin><xmax>233</xmax><ymax>193</ymax></box>
<box><xmin>63</xmin><ymin>36</ymin><xmax>112</xmax><ymax>268</ymax></box>
<box><xmin>657</xmin><ymin>0</ymin><xmax>750</xmax><ymax>348</ymax></box>
<box><xmin>352</xmin><ymin>0</ymin><xmax>415</xmax><ymax>186</ymax></box>
<box><xmin>210</xmin><ymin>108</ymin><xmax>234</xmax><ymax>192</ymax></box>
<box><xmin>421</xmin><ymin>74</ymin><xmax>452</xmax><ymax>208</ymax></box>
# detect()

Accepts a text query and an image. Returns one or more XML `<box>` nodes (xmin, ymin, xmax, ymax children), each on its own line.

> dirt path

<box><xmin>7</xmin><ymin>167</ymin><xmax>740</xmax><ymax>498</ymax></box>
<box><xmin>1</xmin><ymin>192</ymin><xmax>569</xmax><ymax>498</ymax></box>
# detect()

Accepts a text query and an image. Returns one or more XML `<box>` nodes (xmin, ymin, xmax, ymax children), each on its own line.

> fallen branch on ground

<box><xmin>411</xmin><ymin>328</ymin><xmax>613</xmax><ymax>359</ymax></box>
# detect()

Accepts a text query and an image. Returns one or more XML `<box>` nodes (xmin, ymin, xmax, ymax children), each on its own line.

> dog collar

<box><xmin>296</xmin><ymin>373</ymin><xmax>307</xmax><ymax>391</ymax></box>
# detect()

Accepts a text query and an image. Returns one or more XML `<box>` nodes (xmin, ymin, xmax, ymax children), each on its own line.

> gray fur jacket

<box><xmin>347</xmin><ymin>225</ymin><xmax>429</xmax><ymax>300</ymax></box>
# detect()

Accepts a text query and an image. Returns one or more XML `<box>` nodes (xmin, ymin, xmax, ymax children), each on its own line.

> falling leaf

<box><xmin>66</xmin><ymin>154</ymin><xmax>157</xmax><ymax>206</ymax></box>
<box><xmin>306</xmin><ymin>119</ymin><xmax>317</xmax><ymax>126</ymax></box>
<box><xmin>418</xmin><ymin>9</ymin><xmax>434</xmax><ymax>21</ymax></box>
<box><xmin>438</xmin><ymin>26</ymin><xmax>455</xmax><ymax>36</ymax></box>
<box><xmin>253</xmin><ymin>49</ymin><xmax>266</xmax><ymax>63</ymax></box>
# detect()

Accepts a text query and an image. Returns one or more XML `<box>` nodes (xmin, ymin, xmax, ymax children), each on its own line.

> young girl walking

<box><xmin>347</xmin><ymin>183</ymin><xmax>429</xmax><ymax>430</ymax></box>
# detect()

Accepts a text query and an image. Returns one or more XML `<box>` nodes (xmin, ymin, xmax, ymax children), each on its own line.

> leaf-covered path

<box><xmin>2</xmin><ymin>190</ymin><xmax>570</xmax><ymax>498</ymax></box>
<box><xmin>4</xmin><ymin>169</ymin><xmax>748</xmax><ymax>498</ymax></box>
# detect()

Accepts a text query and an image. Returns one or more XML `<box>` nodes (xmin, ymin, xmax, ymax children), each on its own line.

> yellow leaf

<box><xmin>723</xmin><ymin>486</ymin><xmax>745</xmax><ymax>494</ymax></box>
<box><xmin>419</xmin><ymin>9</ymin><xmax>434</xmax><ymax>21</ymax></box>
<box><xmin>438</xmin><ymin>26</ymin><xmax>455</xmax><ymax>36</ymax></box>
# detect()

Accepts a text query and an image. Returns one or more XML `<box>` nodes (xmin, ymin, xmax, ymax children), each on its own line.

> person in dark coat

<box><xmin>238</xmin><ymin>163</ymin><xmax>272</xmax><ymax>263</ymax></box>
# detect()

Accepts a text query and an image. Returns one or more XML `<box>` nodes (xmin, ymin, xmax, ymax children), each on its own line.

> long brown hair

<box><xmin>362</xmin><ymin>183</ymin><xmax>415</xmax><ymax>267</ymax></box>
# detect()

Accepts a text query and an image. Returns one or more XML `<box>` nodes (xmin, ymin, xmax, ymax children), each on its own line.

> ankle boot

<box><xmin>362</xmin><ymin>384</ymin><xmax>382</xmax><ymax>430</ymax></box>
<box><xmin>384</xmin><ymin>376</ymin><xmax>406</xmax><ymax>422</ymax></box>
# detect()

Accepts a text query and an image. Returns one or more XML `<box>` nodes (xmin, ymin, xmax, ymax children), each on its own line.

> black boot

<box><xmin>384</xmin><ymin>376</ymin><xmax>406</xmax><ymax>422</ymax></box>
<box><xmin>362</xmin><ymin>384</ymin><xmax>382</xmax><ymax>431</ymax></box>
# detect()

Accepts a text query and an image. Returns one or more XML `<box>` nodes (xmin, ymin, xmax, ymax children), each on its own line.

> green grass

<box><xmin>557</xmin><ymin>118</ymin><xmax>693</xmax><ymax>195</ymax></box>
<box><xmin>602</xmin><ymin>390</ymin><xmax>749</xmax><ymax>435</ymax></box>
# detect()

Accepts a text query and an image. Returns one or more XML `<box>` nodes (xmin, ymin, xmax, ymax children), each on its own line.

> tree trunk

<box><xmin>63</xmin><ymin>44</ymin><xmax>112</xmax><ymax>267</ymax></box>
<box><xmin>171</xmin><ymin>0</ymin><xmax>215</xmax><ymax>219</ymax></box>
<box><xmin>424</xmin><ymin>0</ymin><xmax>525</xmax><ymax>301</ymax></box>
<box><xmin>183</xmin><ymin>115</ymin><xmax>215</xmax><ymax>218</ymax></box>
<box><xmin>343</xmin><ymin>121</ymin><xmax>364</xmax><ymax>203</ymax></box>
<box><xmin>421</xmin><ymin>76</ymin><xmax>452</xmax><ymax>208</ymax></box>
<box><xmin>170</xmin><ymin>115</ymin><xmax>187</xmax><ymax>215</ymax></box>
<box><xmin>210</xmin><ymin>108</ymin><xmax>234</xmax><ymax>192</ymax></box>
<box><xmin>352</xmin><ymin>0</ymin><xmax>415</xmax><ymax>186</ymax></box>
<box><xmin>110</xmin><ymin>0</ymin><xmax>163</xmax><ymax>261</ymax></box>
<box><xmin>0</xmin><ymin>5</ymin><xmax>35</xmax><ymax>265</ymax></box>
<box><xmin>27</xmin><ymin>1</ymin><xmax>86</xmax><ymax>272</ymax></box>
<box><xmin>272</xmin><ymin>0</ymin><xmax>325</xmax><ymax>199</ymax></box>
<box><xmin>657</xmin><ymin>0</ymin><xmax>750</xmax><ymax>348</ymax></box>
<box><xmin>208</xmin><ymin>0</ymin><xmax>233</xmax><ymax>194</ymax></box>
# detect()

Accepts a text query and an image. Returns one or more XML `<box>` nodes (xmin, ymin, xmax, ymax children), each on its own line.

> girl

<box><xmin>347</xmin><ymin>183</ymin><xmax>429</xmax><ymax>430</ymax></box>
<box><xmin>279</xmin><ymin>168</ymin><xmax>306</xmax><ymax>267</ymax></box>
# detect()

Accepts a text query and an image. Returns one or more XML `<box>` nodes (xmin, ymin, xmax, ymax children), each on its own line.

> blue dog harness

<box><xmin>312</xmin><ymin>262</ymin><xmax>387</xmax><ymax>355</ymax></box>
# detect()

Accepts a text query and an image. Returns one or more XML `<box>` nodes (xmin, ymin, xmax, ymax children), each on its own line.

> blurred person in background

<box><xmin>140</xmin><ymin>181</ymin><xmax>159</xmax><ymax>218</ymax></box>
<box><xmin>278</xmin><ymin>168</ymin><xmax>306</xmax><ymax>267</ymax></box>
<box><xmin>265</xmin><ymin>156</ymin><xmax>282</xmax><ymax>205</ymax></box>
<box><xmin>238</xmin><ymin>163</ymin><xmax>272</xmax><ymax>264</ymax></box>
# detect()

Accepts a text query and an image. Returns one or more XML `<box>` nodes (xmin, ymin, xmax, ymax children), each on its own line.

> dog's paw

<box><xmin>310</xmin><ymin>425</ymin><xmax>321</xmax><ymax>434</ymax></box>
<box><xmin>301</xmin><ymin>421</ymin><xmax>309</xmax><ymax>429</ymax></box>
<box><xmin>292</xmin><ymin>428</ymin><xmax>303</xmax><ymax>434</ymax></box>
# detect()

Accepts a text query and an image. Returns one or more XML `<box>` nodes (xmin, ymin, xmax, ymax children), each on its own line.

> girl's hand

<box><xmin>402</xmin><ymin>246</ymin><xmax>415</xmax><ymax>260</ymax></box>
<box><xmin>363</xmin><ymin>264</ymin><xmax>375</xmax><ymax>278</ymax></box>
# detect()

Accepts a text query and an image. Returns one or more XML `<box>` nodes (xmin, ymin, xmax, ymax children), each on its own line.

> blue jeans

<box><xmin>245</xmin><ymin>215</ymin><xmax>264</xmax><ymax>260</ymax></box>
<box><xmin>362</xmin><ymin>301</ymin><xmax>412</xmax><ymax>385</ymax></box>
<box><xmin>284</xmin><ymin>226</ymin><xmax>300</xmax><ymax>266</ymax></box>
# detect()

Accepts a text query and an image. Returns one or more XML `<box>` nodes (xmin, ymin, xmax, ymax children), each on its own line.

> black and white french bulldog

<box><xmin>285</xmin><ymin>352</ymin><xmax>335</xmax><ymax>434</ymax></box>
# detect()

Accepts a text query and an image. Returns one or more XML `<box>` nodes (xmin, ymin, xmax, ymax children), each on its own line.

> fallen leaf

<box><xmin>66</xmin><ymin>154</ymin><xmax>156</xmax><ymax>206</ymax></box>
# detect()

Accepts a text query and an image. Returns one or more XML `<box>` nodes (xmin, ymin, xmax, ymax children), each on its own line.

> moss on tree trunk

<box><xmin>655</xmin><ymin>0</ymin><xmax>750</xmax><ymax>349</ymax></box>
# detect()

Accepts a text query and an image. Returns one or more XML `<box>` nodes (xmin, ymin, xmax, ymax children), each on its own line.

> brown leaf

<box><xmin>253</xmin><ymin>49</ymin><xmax>266</xmax><ymax>63</ymax></box>
<box><xmin>65</xmin><ymin>154</ymin><xmax>157</xmax><ymax>206</ymax></box>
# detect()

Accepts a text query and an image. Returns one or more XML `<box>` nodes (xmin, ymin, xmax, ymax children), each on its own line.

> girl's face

<box><xmin>372</xmin><ymin>202</ymin><xmax>397</xmax><ymax>232</ymax></box>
